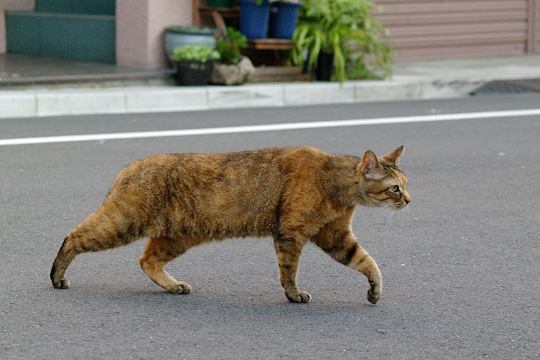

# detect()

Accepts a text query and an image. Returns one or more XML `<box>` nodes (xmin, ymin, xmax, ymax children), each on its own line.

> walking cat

<box><xmin>51</xmin><ymin>145</ymin><xmax>410</xmax><ymax>304</ymax></box>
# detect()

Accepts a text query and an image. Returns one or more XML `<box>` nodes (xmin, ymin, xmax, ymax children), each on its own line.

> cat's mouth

<box><xmin>392</xmin><ymin>201</ymin><xmax>409</xmax><ymax>210</ymax></box>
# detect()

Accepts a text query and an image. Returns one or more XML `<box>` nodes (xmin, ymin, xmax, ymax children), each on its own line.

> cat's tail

<box><xmin>50</xmin><ymin>204</ymin><xmax>145</xmax><ymax>289</ymax></box>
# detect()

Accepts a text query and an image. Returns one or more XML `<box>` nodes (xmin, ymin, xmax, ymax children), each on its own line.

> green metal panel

<box><xmin>41</xmin><ymin>16</ymin><xmax>116</xmax><ymax>63</ymax></box>
<box><xmin>5</xmin><ymin>13</ymin><xmax>41</xmax><ymax>55</ymax></box>
<box><xmin>6</xmin><ymin>11</ymin><xmax>116</xmax><ymax>63</ymax></box>
<box><xmin>36</xmin><ymin>0</ymin><xmax>115</xmax><ymax>15</ymax></box>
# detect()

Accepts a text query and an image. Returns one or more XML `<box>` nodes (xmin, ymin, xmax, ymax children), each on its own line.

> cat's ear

<box><xmin>359</xmin><ymin>150</ymin><xmax>386</xmax><ymax>180</ymax></box>
<box><xmin>381</xmin><ymin>145</ymin><xmax>404</xmax><ymax>165</ymax></box>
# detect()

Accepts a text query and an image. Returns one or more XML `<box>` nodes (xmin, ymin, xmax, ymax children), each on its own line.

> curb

<box><xmin>0</xmin><ymin>77</ymin><xmax>484</xmax><ymax>119</ymax></box>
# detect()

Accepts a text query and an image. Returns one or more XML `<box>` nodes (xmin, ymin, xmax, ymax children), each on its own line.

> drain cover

<box><xmin>471</xmin><ymin>79</ymin><xmax>540</xmax><ymax>96</ymax></box>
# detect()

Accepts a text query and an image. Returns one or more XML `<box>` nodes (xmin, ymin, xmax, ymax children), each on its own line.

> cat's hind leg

<box><xmin>50</xmin><ymin>236</ymin><xmax>75</xmax><ymax>289</ymax></box>
<box><xmin>139</xmin><ymin>237</ymin><xmax>192</xmax><ymax>294</ymax></box>
<box><xmin>50</xmin><ymin>206</ymin><xmax>143</xmax><ymax>289</ymax></box>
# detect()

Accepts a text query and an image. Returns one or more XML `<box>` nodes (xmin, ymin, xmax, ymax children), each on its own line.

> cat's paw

<box><xmin>52</xmin><ymin>277</ymin><xmax>70</xmax><ymax>289</ymax></box>
<box><xmin>285</xmin><ymin>290</ymin><xmax>311</xmax><ymax>303</ymax></box>
<box><xmin>168</xmin><ymin>282</ymin><xmax>192</xmax><ymax>295</ymax></box>
<box><xmin>367</xmin><ymin>288</ymin><xmax>380</xmax><ymax>304</ymax></box>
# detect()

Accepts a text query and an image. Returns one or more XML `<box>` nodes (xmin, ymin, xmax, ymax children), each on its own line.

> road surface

<box><xmin>0</xmin><ymin>94</ymin><xmax>539</xmax><ymax>359</ymax></box>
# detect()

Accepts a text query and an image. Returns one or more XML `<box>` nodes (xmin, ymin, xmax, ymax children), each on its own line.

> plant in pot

<box><xmin>164</xmin><ymin>25</ymin><xmax>217</xmax><ymax>62</ymax></box>
<box><xmin>212</xmin><ymin>27</ymin><xmax>255</xmax><ymax>85</ymax></box>
<box><xmin>269</xmin><ymin>0</ymin><xmax>302</xmax><ymax>39</ymax></box>
<box><xmin>171</xmin><ymin>45</ymin><xmax>220</xmax><ymax>86</ymax></box>
<box><xmin>292</xmin><ymin>0</ymin><xmax>391</xmax><ymax>82</ymax></box>
<box><xmin>237</xmin><ymin>0</ymin><xmax>271</xmax><ymax>39</ymax></box>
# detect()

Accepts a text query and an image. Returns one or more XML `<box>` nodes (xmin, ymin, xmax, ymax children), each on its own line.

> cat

<box><xmin>51</xmin><ymin>145</ymin><xmax>410</xmax><ymax>304</ymax></box>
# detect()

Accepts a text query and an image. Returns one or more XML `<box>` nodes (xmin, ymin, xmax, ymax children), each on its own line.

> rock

<box><xmin>211</xmin><ymin>56</ymin><xmax>255</xmax><ymax>85</ymax></box>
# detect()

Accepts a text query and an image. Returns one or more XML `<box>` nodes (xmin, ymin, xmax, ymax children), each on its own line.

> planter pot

<box><xmin>238</xmin><ymin>0</ymin><xmax>270</xmax><ymax>39</ymax></box>
<box><xmin>211</xmin><ymin>56</ymin><xmax>255</xmax><ymax>85</ymax></box>
<box><xmin>269</xmin><ymin>1</ymin><xmax>301</xmax><ymax>39</ymax></box>
<box><xmin>316</xmin><ymin>51</ymin><xmax>334</xmax><ymax>81</ymax></box>
<box><xmin>165</xmin><ymin>26</ymin><xmax>216</xmax><ymax>61</ymax></box>
<box><xmin>207</xmin><ymin>0</ymin><xmax>235</xmax><ymax>7</ymax></box>
<box><xmin>175</xmin><ymin>61</ymin><xmax>214</xmax><ymax>86</ymax></box>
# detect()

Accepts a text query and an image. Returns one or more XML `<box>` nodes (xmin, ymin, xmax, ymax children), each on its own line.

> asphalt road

<box><xmin>1</xmin><ymin>95</ymin><xmax>539</xmax><ymax>359</ymax></box>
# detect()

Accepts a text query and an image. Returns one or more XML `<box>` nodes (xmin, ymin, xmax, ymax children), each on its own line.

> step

<box><xmin>36</xmin><ymin>0</ymin><xmax>115</xmax><ymax>15</ymax></box>
<box><xmin>6</xmin><ymin>11</ymin><xmax>115</xmax><ymax>63</ymax></box>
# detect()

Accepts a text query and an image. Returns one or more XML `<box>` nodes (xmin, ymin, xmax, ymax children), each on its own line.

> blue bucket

<box><xmin>269</xmin><ymin>2</ymin><xmax>301</xmax><ymax>39</ymax></box>
<box><xmin>238</xmin><ymin>0</ymin><xmax>270</xmax><ymax>39</ymax></box>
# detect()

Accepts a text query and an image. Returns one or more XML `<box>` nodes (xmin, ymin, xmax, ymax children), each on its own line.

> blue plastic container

<box><xmin>269</xmin><ymin>1</ymin><xmax>301</xmax><ymax>39</ymax></box>
<box><xmin>238</xmin><ymin>0</ymin><xmax>270</xmax><ymax>39</ymax></box>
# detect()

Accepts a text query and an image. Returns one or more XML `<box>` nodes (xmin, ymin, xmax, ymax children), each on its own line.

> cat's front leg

<box><xmin>313</xmin><ymin>221</ymin><xmax>382</xmax><ymax>304</ymax></box>
<box><xmin>346</xmin><ymin>242</ymin><xmax>382</xmax><ymax>304</ymax></box>
<box><xmin>273</xmin><ymin>235</ymin><xmax>311</xmax><ymax>303</ymax></box>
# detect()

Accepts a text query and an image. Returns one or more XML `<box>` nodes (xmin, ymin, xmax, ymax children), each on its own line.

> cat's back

<box><xmin>96</xmin><ymin>146</ymin><xmax>334</xmax><ymax>240</ymax></box>
<box><xmin>108</xmin><ymin>146</ymin><xmax>330</xmax><ymax>200</ymax></box>
<box><xmin>117</xmin><ymin>145</ymin><xmax>323</xmax><ymax>181</ymax></box>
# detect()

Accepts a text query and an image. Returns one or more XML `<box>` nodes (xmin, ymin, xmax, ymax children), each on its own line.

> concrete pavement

<box><xmin>1</xmin><ymin>55</ymin><xmax>540</xmax><ymax>119</ymax></box>
<box><xmin>0</xmin><ymin>94</ymin><xmax>539</xmax><ymax>359</ymax></box>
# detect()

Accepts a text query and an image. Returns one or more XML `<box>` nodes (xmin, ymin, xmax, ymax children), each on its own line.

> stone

<box><xmin>211</xmin><ymin>56</ymin><xmax>255</xmax><ymax>86</ymax></box>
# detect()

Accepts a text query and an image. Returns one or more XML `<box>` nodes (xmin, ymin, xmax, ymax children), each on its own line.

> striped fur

<box><xmin>50</xmin><ymin>145</ymin><xmax>410</xmax><ymax>304</ymax></box>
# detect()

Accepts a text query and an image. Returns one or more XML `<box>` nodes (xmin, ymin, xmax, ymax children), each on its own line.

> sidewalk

<box><xmin>1</xmin><ymin>55</ymin><xmax>540</xmax><ymax>119</ymax></box>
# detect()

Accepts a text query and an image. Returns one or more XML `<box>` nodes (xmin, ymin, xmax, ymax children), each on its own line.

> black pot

<box><xmin>175</xmin><ymin>61</ymin><xmax>214</xmax><ymax>86</ymax></box>
<box><xmin>316</xmin><ymin>51</ymin><xmax>334</xmax><ymax>81</ymax></box>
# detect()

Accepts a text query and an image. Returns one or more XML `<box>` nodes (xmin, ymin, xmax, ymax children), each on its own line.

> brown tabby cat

<box><xmin>51</xmin><ymin>145</ymin><xmax>410</xmax><ymax>304</ymax></box>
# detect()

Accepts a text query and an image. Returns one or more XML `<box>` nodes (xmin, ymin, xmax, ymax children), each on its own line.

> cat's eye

<box><xmin>389</xmin><ymin>185</ymin><xmax>400</xmax><ymax>193</ymax></box>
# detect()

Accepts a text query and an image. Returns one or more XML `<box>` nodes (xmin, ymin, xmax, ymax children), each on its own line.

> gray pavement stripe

<box><xmin>1</xmin><ymin>108</ymin><xmax>540</xmax><ymax>146</ymax></box>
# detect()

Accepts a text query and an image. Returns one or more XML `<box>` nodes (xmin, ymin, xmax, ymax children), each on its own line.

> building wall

<box><xmin>120</xmin><ymin>0</ymin><xmax>540</xmax><ymax>68</ymax></box>
<box><xmin>375</xmin><ymin>0</ymin><xmax>540</xmax><ymax>61</ymax></box>
<box><xmin>3</xmin><ymin>1</ymin><xmax>538</xmax><ymax>67</ymax></box>
<box><xmin>533</xmin><ymin>0</ymin><xmax>540</xmax><ymax>53</ymax></box>
<box><xmin>116</xmin><ymin>0</ymin><xmax>192</xmax><ymax>68</ymax></box>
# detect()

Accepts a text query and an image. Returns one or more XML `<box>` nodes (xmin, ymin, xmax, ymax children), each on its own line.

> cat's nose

<box><xmin>403</xmin><ymin>192</ymin><xmax>411</xmax><ymax>204</ymax></box>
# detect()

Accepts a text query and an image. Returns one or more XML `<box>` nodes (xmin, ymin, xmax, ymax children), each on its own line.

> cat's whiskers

<box><xmin>386</xmin><ymin>207</ymin><xmax>397</xmax><ymax>224</ymax></box>
<box><xmin>379</xmin><ymin>207</ymin><xmax>392</xmax><ymax>224</ymax></box>
<box><xmin>377</xmin><ymin>207</ymin><xmax>386</xmax><ymax>223</ymax></box>
<box><xmin>401</xmin><ymin>204</ymin><xmax>412</xmax><ymax>226</ymax></box>
<box><xmin>399</xmin><ymin>207</ymin><xmax>406</xmax><ymax>226</ymax></box>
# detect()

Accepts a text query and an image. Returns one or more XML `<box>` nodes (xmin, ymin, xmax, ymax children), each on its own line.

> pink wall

<box><xmin>116</xmin><ymin>0</ymin><xmax>193</xmax><ymax>69</ymax></box>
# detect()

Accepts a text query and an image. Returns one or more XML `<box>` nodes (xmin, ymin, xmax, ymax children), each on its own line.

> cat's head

<box><xmin>357</xmin><ymin>145</ymin><xmax>411</xmax><ymax>209</ymax></box>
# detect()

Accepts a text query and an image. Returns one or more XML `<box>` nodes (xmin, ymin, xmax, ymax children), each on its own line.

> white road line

<box><xmin>1</xmin><ymin>108</ymin><xmax>540</xmax><ymax>146</ymax></box>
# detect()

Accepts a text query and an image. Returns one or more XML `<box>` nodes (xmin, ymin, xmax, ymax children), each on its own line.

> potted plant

<box><xmin>269</xmin><ymin>0</ymin><xmax>302</xmax><ymax>39</ymax></box>
<box><xmin>212</xmin><ymin>28</ymin><xmax>255</xmax><ymax>85</ymax></box>
<box><xmin>164</xmin><ymin>26</ymin><xmax>217</xmax><ymax>62</ymax></box>
<box><xmin>171</xmin><ymin>45</ymin><xmax>220</xmax><ymax>86</ymax></box>
<box><xmin>237</xmin><ymin>0</ymin><xmax>271</xmax><ymax>39</ymax></box>
<box><xmin>292</xmin><ymin>0</ymin><xmax>391</xmax><ymax>82</ymax></box>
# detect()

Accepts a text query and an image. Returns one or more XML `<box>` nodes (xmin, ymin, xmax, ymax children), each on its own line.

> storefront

<box><xmin>2</xmin><ymin>0</ymin><xmax>539</xmax><ymax>69</ymax></box>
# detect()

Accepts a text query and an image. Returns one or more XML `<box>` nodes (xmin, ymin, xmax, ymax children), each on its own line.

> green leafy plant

<box><xmin>216</xmin><ymin>28</ymin><xmax>248</xmax><ymax>65</ymax></box>
<box><xmin>172</xmin><ymin>45</ymin><xmax>220</xmax><ymax>63</ymax></box>
<box><xmin>292</xmin><ymin>0</ymin><xmax>391</xmax><ymax>81</ymax></box>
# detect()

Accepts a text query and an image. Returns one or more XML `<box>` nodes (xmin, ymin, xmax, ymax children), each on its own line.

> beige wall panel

<box><xmin>376</xmin><ymin>0</ymin><xmax>530</xmax><ymax>61</ymax></box>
